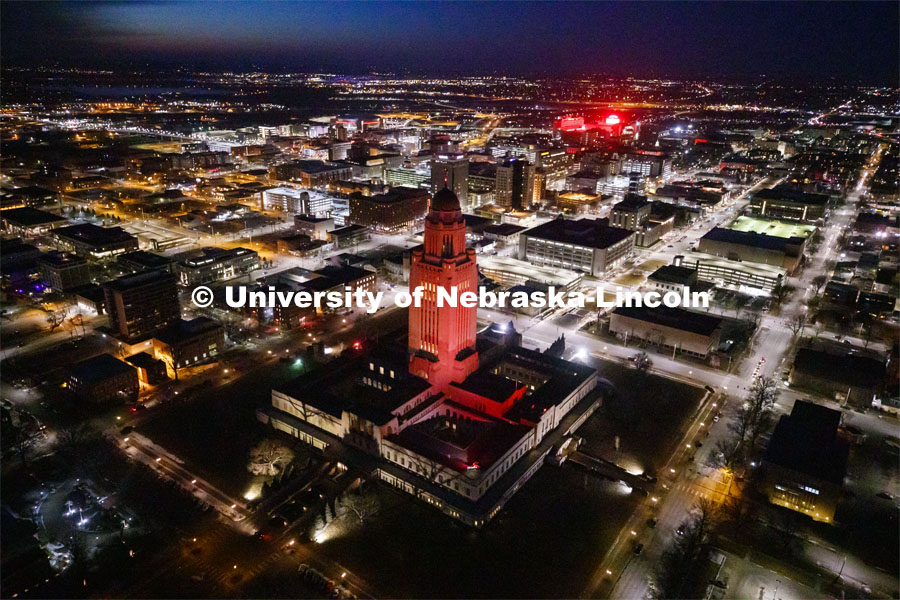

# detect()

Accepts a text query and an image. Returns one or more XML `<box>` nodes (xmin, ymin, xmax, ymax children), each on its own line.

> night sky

<box><xmin>2</xmin><ymin>1</ymin><xmax>897</xmax><ymax>83</ymax></box>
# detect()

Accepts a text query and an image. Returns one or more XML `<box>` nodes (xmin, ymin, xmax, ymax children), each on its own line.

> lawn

<box><xmin>137</xmin><ymin>360</ymin><xmax>304</xmax><ymax>498</ymax></box>
<box><xmin>316</xmin><ymin>465</ymin><xmax>641</xmax><ymax>598</ymax></box>
<box><xmin>578</xmin><ymin>357</ymin><xmax>707</xmax><ymax>473</ymax></box>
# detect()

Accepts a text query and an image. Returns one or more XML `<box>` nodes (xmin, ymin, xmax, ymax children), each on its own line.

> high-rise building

<box><xmin>408</xmin><ymin>188</ymin><xmax>479</xmax><ymax>391</ymax></box>
<box><xmin>103</xmin><ymin>270</ymin><xmax>180</xmax><ymax>341</ymax></box>
<box><xmin>430</xmin><ymin>154</ymin><xmax>468</xmax><ymax>209</ymax></box>
<box><xmin>495</xmin><ymin>157</ymin><xmax>535</xmax><ymax>210</ymax></box>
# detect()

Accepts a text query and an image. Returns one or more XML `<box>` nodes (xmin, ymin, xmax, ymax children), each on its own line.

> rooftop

<box><xmin>54</xmin><ymin>223</ymin><xmax>137</xmax><ymax>246</ymax></box>
<box><xmin>648</xmin><ymin>264</ymin><xmax>698</xmax><ymax>285</ymax></box>
<box><xmin>2</xmin><ymin>207</ymin><xmax>67</xmax><ymax>227</ymax></box>
<box><xmin>612</xmin><ymin>305</ymin><xmax>722</xmax><ymax>337</ymax></box>
<box><xmin>103</xmin><ymin>269</ymin><xmax>176</xmax><ymax>292</ymax></box>
<box><xmin>727</xmin><ymin>216</ymin><xmax>816</xmax><ymax>239</ymax></box>
<box><xmin>154</xmin><ymin>317</ymin><xmax>223</xmax><ymax>345</ymax></box>
<box><xmin>523</xmin><ymin>218</ymin><xmax>634</xmax><ymax>250</ymax></box>
<box><xmin>701</xmin><ymin>227</ymin><xmax>807</xmax><ymax>252</ymax></box>
<box><xmin>68</xmin><ymin>353</ymin><xmax>135</xmax><ymax>384</ymax></box>
<box><xmin>793</xmin><ymin>347</ymin><xmax>886</xmax><ymax>389</ymax></box>
<box><xmin>765</xmin><ymin>400</ymin><xmax>849</xmax><ymax>486</ymax></box>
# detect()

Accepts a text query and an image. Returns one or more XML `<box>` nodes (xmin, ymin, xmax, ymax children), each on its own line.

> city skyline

<box><xmin>1</xmin><ymin>1</ymin><xmax>898</xmax><ymax>83</ymax></box>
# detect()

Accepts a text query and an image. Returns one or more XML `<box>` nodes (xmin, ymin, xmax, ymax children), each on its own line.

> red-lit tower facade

<box><xmin>409</xmin><ymin>187</ymin><xmax>479</xmax><ymax>391</ymax></box>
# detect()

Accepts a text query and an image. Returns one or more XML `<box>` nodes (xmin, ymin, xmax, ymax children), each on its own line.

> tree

<box><xmin>709</xmin><ymin>437</ymin><xmax>742</xmax><ymax>472</ymax></box>
<box><xmin>247</xmin><ymin>439</ymin><xmax>294</xmax><ymax>477</ymax></box>
<box><xmin>339</xmin><ymin>487</ymin><xmax>381</xmax><ymax>525</ymax></box>
<box><xmin>771</xmin><ymin>283</ymin><xmax>795</xmax><ymax>306</ymax></box>
<box><xmin>633</xmin><ymin>351</ymin><xmax>652</xmax><ymax>374</ymax></box>
<box><xmin>654</xmin><ymin>499</ymin><xmax>720</xmax><ymax>599</ymax></box>
<box><xmin>45</xmin><ymin>307</ymin><xmax>69</xmax><ymax>332</ymax></box>
<box><xmin>730</xmin><ymin>293</ymin><xmax>750</xmax><ymax>317</ymax></box>
<box><xmin>786</xmin><ymin>313</ymin><xmax>807</xmax><ymax>337</ymax></box>
<box><xmin>811</xmin><ymin>275</ymin><xmax>828</xmax><ymax>296</ymax></box>
<box><xmin>745</xmin><ymin>376</ymin><xmax>778</xmax><ymax>452</ymax></box>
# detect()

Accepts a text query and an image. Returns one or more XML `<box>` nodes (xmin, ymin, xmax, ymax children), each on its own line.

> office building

<box><xmin>496</xmin><ymin>157</ymin><xmax>536</xmax><ymax>210</ymax></box>
<box><xmin>697</xmin><ymin>227</ymin><xmax>809</xmax><ymax>273</ymax></box>
<box><xmin>749</xmin><ymin>186</ymin><xmax>831</xmax><ymax>222</ymax></box>
<box><xmin>431</xmin><ymin>154</ymin><xmax>469</xmax><ymax>209</ymax></box>
<box><xmin>349</xmin><ymin>187</ymin><xmax>428</xmax><ymax>234</ymax></box>
<box><xmin>761</xmin><ymin>401</ymin><xmax>848</xmax><ymax>523</ymax></box>
<box><xmin>609</xmin><ymin>306</ymin><xmax>723</xmax><ymax>358</ymax></box>
<box><xmin>38</xmin><ymin>251</ymin><xmax>91</xmax><ymax>292</ymax></box>
<box><xmin>294</xmin><ymin>215</ymin><xmax>334</xmax><ymax>241</ymax></box>
<box><xmin>176</xmin><ymin>247</ymin><xmax>259</xmax><ymax>286</ymax></box>
<box><xmin>67</xmin><ymin>354</ymin><xmax>139</xmax><ymax>404</ymax></box>
<box><xmin>103</xmin><ymin>270</ymin><xmax>180</xmax><ymax>341</ymax></box>
<box><xmin>518</xmin><ymin>218</ymin><xmax>635</xmax><ymax>277</ymax></box>
<box><xmin>152</xmin><ymin>317</ymin><xmax>226</xmax><ymax>378</ymax></box>
<box><xmin>54</xmin><ymin>224</ymin><xmax>139</xmax><ymax>258</ymax></box>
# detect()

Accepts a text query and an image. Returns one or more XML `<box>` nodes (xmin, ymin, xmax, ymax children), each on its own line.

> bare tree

<box><xmin>339</xmin><ymin>488</ymin><xmax>381</xmax><ymax>525</ymax></box>
<box><xmin>811</xmin><ymin>275</ymin><xmax>828</xmax><ymax>296</ymax></box>
<box><xmin>786</xmin><ymin>313</ymin><xmax>807</xmax><ymax>337</ymax></box>
<box><xmin>654</xmin><ymin>499</ymin><xmax>720</xmax><ymax>599</ymax></box>
<box><xmin>247</xmin><ymin>439</ymin><xmax>294</xmax><ymax>477</ymax></box>
<box><xmin>709</xmin><ymin>437</ymin><xmax>742</xmax><ymax>471</ymax></box>
<box><xmin>45</xmin><ymin>307</ymin><xmax>69</xmax><ymax>333</ymax></box>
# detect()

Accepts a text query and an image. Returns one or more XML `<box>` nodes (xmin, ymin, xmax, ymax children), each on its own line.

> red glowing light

<box><xmin>353</xmin><ymin>340</ymin><xmax>362</xmax><ymax>350</ymax></box>
<box><xmin>605</xmin><ymin>114</ymin><xmax>621</xmax><ymax>126</ymax></box>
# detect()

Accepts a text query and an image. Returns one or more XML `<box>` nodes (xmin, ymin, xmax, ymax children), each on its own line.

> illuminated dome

<box><xmin>605</xmin><ymin>114</ymin><xmax>621</xmax><ymax>126</ymax></box>
<box><xmin>431</xmin><ymin>187</ymin><xmax>461</xmax><ymax>212</ymax></box>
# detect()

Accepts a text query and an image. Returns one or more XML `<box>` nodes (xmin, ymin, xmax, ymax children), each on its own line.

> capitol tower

<box><xmin>408</xmin><ymin>187</ymin><xmax>479</xmax><ymax>391</ymax></box>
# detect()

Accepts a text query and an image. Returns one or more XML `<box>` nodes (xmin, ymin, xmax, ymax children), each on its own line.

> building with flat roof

<box><xmin>124</xmin><ymin>351</ymin><xmax>169</xmax><ymax>385</ymax></box>
<box><xmin>67</xmin><ymin>354</ymin><xmax>139</xmax><ymax>403</ymax></box>
<box><xmin>431</xmin><ymin>154</ymin><xmax>469</xmax><ymax>209</ymax></box>
<box><xmin>294</xmin><ymin>215</ymin><xmax>334</xmax><ymax>241</ymax></box>
<box><xmin>103</xmin><ymin>270</ymin><xmax>180</xmax><ymax>341</ymax></box>
<box><xmin>54</xmin><ymin>223</ymin><xmax>139</xmax><ymax>258</ymax></box>
<box><xmin>647</xmin><ymin>264</ymin><xmax>698</xmax><ymax>294</ymax></box>
<box><xmin>482</xmin><ymin>223</ymin><xmax>527</xmax><ymax>246</ymax></box>
<box><xmin>38</xmin><ymin>251</ymin><xmax>91</xmax><ymax>292</ymax></box>
<box><xmin>327</xmin><ymin>224</ymin><xmax>369</xmax><ymax>248</ymax></box>
<box><xmin>789</xmin><ymin>347</ymin><xmax>887</xmax><ymax>407</ymax></box>
<box><xmin>672</xmin><ymin>253</ymin><xmax>786</xmax><ymax>293</ymax></box>
<box><xmin>348</xmin><ymin>186</ymin><xmax>428</xmax><ymax>234</ymax></box>
<box><xmin>609</xmin><ymin>305</ymin><xmax>723</xmax><ymax>358</ymax></box>
<box><xmin>761</xmin><ymin>400</ymin><xmax>848</xmax><ymax>523</ymax></box>
<box><xmin>152</xmin><ymin>317</ymin><xmax>225</xmax><ymax>378</ymax></box>
<box><xmin>518</xmin><ymin>218</ymin><xmax>635</xmax><ymax>277</ymax></box>
<box><xmin>697</xmin><ymin>227</ymin><xmax>808</xmax><ymax>273</ymax></box>
<box><xmin>610</xmin><ymin>196</ymin><xmax>651</xmax><ymax>230</ymax></box>
<box><xmin>268</xmin><ymin>160</ymin><xmax>352</xmax><ymax>188</ymax></box>
<box><xmin>176</xmin><ymin>246</ymin><xmax>259</xmax><ymax>286</ymax></box>
<box><xmin>1</xmin><ymin>207</ymin><xmax>68</xmax><ymax>236</ymax></box>
<box><xmin>478</xmin><ymin>256</ymin><xmax>582</xmax><ymax>292</ymax></box>
<box><xmin>749</xmin><ymin>185</ymin><xmax>830</xmax><ymax>222</ymax></box>
<box><xmin>117</xmin><ymin>250</ymin><xmax>174</xmax><ymax>274</ymax></box>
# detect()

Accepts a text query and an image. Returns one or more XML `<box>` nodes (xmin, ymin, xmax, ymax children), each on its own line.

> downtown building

<box><xmin>103</xmin><ymin>270</ymin><xmax>181</xmax><ymax>342</ymax></box>
<box><xmin>348</xmin><ymin>186</ymin><xmax>428</xmax><ymax>234</ymax></box>
<box><xmin>176</xmin><ymin>246</ymin><xmax>259</xmax><ymax>286</ymax></box>
<box><xmin>517</xmin><ymin>218</ymin><xmax>635</xmax><ymax>277</ymax></box>
<box><xmin>430</xmin><ymin>154</ymin><xmax>469</xmax><ymax>209</ymax></box>
<box><xmin>259</xmin><ymin>189</ymin><xmax>600</xmax><ymax>526</ymax></box>
<box><xmin>697</xmin><ymin>227</ymin><xmax>809</xmax><ymax>274</ymax></box>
